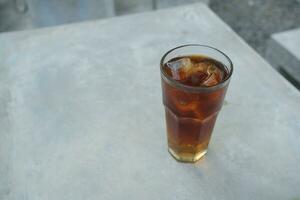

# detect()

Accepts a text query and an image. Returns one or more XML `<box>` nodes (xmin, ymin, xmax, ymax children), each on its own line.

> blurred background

<box><xmin>1</xmin><ymin>0</ymin><xmax>299</xmax><ymax>89</ymax></box>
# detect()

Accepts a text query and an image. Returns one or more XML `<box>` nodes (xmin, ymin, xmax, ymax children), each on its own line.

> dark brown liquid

<box><xmin>163</xmin><ymin>55</ymin><xmax>228</xmax><ymax>87</ymax></box>
<box><xmin>161</xmin><ymin>55</ymin><xmax>229</xmax><ymax>162</ymax></box>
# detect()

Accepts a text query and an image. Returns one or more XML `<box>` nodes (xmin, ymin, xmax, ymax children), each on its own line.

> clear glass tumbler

<box><xmin>160</xmin><ymin>44</ymin><xmax>233</xmax><ymax>162</ymax></box>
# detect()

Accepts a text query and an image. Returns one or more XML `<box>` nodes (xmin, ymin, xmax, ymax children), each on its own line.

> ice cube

<box><xmin>193</xmin><ymin>62</ymin><xmax>209</xmax><ymax>73</ymax></box>
<box><xmin>201</xmin><ymin>74</ymin><xmax>218</xmax><ymax>86</ymax></box>
<box><xmin>166</xmin><ymin>58</ymin><xmax>193</xmax><ymax>80</ymax></box>
<box><xmin>207</xmin><ymin>64</ymin><xmax>218</xmax><ymax>74</ymax></box>
<box><xmin>190</xmin><ymin>71</ymin><xmax>209</xmax><ymax>85</ymax></box>
<box><xmin>170</xmin><ymin>90</ymin><xmax>197</xmax><ymax>113</ymax></box>
<box><xmin>201</xmin><ymin>64</ymin><xmax>223</xmax><ymax>86</ymax></box>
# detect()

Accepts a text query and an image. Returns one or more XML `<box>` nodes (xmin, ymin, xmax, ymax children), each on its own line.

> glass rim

<box><xmin>160</xmin><ymin>44</ymin><xmax>233</xmax><ymax>92</ymax></box>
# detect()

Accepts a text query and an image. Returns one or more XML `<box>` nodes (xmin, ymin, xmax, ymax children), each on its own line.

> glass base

<box><xmin>168</xmin><ymin>148</ymin><xmax>207</xmax><ymax>163</ymax></box>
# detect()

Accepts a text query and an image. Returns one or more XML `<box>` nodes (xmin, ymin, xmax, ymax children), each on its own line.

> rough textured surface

<box><xmin>155</xmin><ymin>0</ymin><xmax>209</xmax><ymax>9</ymax></box>
<box><xmin>26</xmin><ymin>0</ymin><xmax>115</xmax><ymax>27</ymax></box>
<box><xmin>0</xmin><ymin>3</ymin><xmax>300</xmax><ymax>200</ymax></box>
<box><xmin>209</xmin><ymin>0</ymin><xmax>300</xmax><ymax>56</ymax></box>
<box><xmin>0</xmin><ymin>0</ymin><xmax>210</xmax><ymax>32</ymax></box>
<box><xmin>0</xmin><ymin>0</ymin><xmax>32</xmax><ymax>31</ymax></box>
<box><xmin>0</xmin><ymin>0</ymin><xmax>115</xmax><ymax>32</ymax></box>
<box><xmin>266</xmin><ymin>28</ymin><xmax>300</xmax><ymax>86</ymax></box>
<box><xmin>114</xmin><ymin>0</ymin><xmax>153</xmax><ymax>15</ymax></box>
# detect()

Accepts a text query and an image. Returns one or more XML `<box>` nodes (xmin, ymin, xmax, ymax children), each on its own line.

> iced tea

<box><xmin>160</xmin><ymin>45</ymin><xmax>233</xmax><ymax>162</ymax></box>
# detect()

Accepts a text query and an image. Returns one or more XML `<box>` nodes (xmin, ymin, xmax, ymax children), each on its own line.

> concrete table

<box><xmin>1</xmin><ymin>3</ymin><xmax>300</xmax><ymax>200</ymax></box>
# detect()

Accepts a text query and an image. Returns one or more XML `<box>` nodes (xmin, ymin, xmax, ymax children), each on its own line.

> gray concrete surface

<box><xmin>1</xmin><ymin>3</ymin><xmax>300</xmax><ymax>200</ymax></box>
<box><xmin>27</xmin><ymin>0</ymin><xmax>115</xmax><ymax>27</ymax></box>
<box><xmin>266</xmin><ymin>28</ymin><xmax>300</xmax><ymax>85</ymax></box>
<box><xmin>0</xmin><ymin>0</ymin><xmax>115</xmax><ymax>32</ymax></box>
<box><xmin>0</xmin><ymin>0</ymin><xmax>210</xmax><ymax>32</ymax></box>
<box><xmin>209</xmin><ymin>0</ymin><xmax>300</xmax><ymax>56</ymax></box>
<box><xmin>115</xmin><ymin>0</ymin><xmax>210</xmax><ymax>15</ymax></box>
<box><xmin>155</xmin><ymin>0</ymin><xmax>209</xmax><ymax>9</ymax></box>
<box><xmin>0</xmin><ymin>0</ymin><xmax>33</xmax><ymax>31</ymax></box>
<box><xmin>209</xmin><ymin>0</ymin><xmax>300</xmax><ymax>90</ymax></box>
<box><xmin>115</xmin><ymin>0</ymin><xmax>153</xmax><ymax>15</ymax></box>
